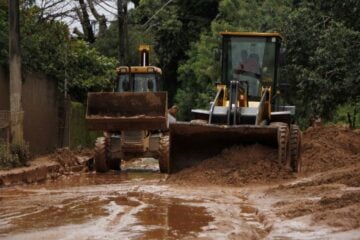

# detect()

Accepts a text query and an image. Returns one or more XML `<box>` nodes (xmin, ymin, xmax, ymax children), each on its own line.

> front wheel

<box><xmin>158</xmin><ymin>135</ymin><xmax>170</xmax><ymax>173</ymax></box>
<box><xmin>290</xmin><ymin>125</ymin><xmax>302</xmax><ymax>173</ymax></box>
<box><xmin>271</xmin><ymin>122</ymin><xmax>290</xmax><ymax>167</ymax></box>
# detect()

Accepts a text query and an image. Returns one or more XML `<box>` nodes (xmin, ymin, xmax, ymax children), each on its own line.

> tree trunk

<box><xmin>87</xmin><ymin>0</ymin><xmax>107</xmax><ymax>37</ymax></box>
<box><xmin>8</xmin><ymin>0</ymin><xmax>24</xmax><ymax>145</ymax></box>
<box><xmin>78</xmin><ymin>0</ymin><xmax>95</xmax><ymax>43</ymax></box>
<box><xmin>118</xmin><ymin>0</ymin><xmax>128</xmax><ymax>65</ymax></box>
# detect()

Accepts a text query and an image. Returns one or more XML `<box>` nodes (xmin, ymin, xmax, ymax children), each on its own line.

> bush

<box><xmin>0</xmin><ymin>140</ymin><xmax>30</xmax><ymax>169</ymax></box>
<box><xmin>334</xmin><ymin>102</ymin><xmax>360</xmax><ymax>129</ymax></box>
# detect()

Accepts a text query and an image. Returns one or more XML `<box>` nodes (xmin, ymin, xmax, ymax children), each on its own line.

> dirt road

<box><xmin>0</xmin><ymin>125</ymin><xmax>359</xmax><ymax>239</ymax></box>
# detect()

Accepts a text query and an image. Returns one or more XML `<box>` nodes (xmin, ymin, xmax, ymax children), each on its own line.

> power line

<box><xmin>142</xmin><ymin>0</ymin><xmax>174</xmax><ymax>28</ymax></box>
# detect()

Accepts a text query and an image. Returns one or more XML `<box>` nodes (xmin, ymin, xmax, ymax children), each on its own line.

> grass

<box><xmin>69</xmin><ymin>101</ymin><xmax>100</xmax><ymax>149</ymax></box>
<box><xmin>333</xmin><ymin>102</ymin><xmax>360</xmax><ymax>129</ymax></box>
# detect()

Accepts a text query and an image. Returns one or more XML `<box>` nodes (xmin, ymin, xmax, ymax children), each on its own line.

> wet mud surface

<box><xmin>0</xmin><ymin>168</ymin><xmax>267</xmax><ymax>240</ymax></box>
<box><xmin>0</xmin><ymin>125</ymin><xmax>359</xmax><ymax>239</ymax></box>
<box><xmin>168</xmin><ymin>125</ymin><xmax>360</xmax><ymax>239</ymax></box>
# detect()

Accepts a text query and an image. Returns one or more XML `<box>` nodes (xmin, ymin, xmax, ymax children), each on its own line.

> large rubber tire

<box><xmin>270</xmin><ymin>122</ymin><xmax>290</xmax><ymax>167</ymax></box>
<box><xmin>107</xmin><ymin>135</ymin><xmax>121</xmax><ymax>171</ymax></box>
<box><xmin>290</xmin><ymin>124</ymin><xmax>302</xmax><ymax>173</ymax></box>
<box><xmin>94</xmin><ymin>137</ymin><xmax>109</xmax><ymax>173</ymax></box>
<box><xmin>158</xmin><ymin>135</ymin><xmax>170</xmax><ymax>173</ymax></box>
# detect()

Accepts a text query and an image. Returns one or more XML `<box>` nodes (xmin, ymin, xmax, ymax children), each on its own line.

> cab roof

<box><xmin>220</xmin><ymin>31</ymin><xmax>283</xmax><ymax>40</ymax></box>
<box><xmin>116</xmin><ymin>66</ymin><xmax>162</xmax><ymax>75</ymax></box>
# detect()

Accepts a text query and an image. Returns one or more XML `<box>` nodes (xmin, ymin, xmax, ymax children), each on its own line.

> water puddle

<box><xmin>1</xmin><ymin>171</ymin><xmax>254</xmax><ymax>239</ymax></box>
<box><xmin>136</xmin><ymin>197</ymin><xmax>214</xmax><ymax>239</ymax></box>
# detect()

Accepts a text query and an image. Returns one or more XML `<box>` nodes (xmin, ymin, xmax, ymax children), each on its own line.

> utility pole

<box><xmin>117</xmin><ymin>0</ymin><xmax>128</xmax><ymax>65</ymax></box>
<box><xmin>8</xmin><ymin>0</ymin><xmax>24</xmax><ymax>145</ymax></box>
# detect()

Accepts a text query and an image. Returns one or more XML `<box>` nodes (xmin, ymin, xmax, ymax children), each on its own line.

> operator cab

<box><xmin>192</xmin><ymin>32</ymin><xmax>285</xmax><ymax>125</ymax></box>
<box><xmin>221</xmin><ymin>32</ymin><xmax>282</xmax><ymax>102</ymax></box>
<box><xmin>116</xmin><ymin>66</ymin><xmax>162</xmax><ymax>93</ymax></box>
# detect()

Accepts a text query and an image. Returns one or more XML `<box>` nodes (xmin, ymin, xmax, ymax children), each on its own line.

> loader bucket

<box><xmin>169</xmin><ymin>122</ymin><xmax>278</xmax><ymax>173</ymax></box>
<box><xmin>86</xmin><ymin>92</ymin><xmax>167</xmax><ymax>131</ymax></box>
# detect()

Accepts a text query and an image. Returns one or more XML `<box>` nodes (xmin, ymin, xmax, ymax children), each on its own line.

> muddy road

<box><xmin>0</xmin><ymin>161</ymin><xmax>267</xmax><ymax>240</ymax></box>
<box><xmin>0</xmin><ymin>126</ymin><xmax>359</xmax><ymax>239</ymax></box>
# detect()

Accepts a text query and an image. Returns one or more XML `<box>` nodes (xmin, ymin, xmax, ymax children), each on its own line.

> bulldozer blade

<box><xmin>86</xmin><ymin>92</ymin><xmax>167</xmax><ymax>131</ymax></box>
<box><xmin>169</xmin><ymin>122</ymin><xmax>278</xmax><ymax>173</ymax></box>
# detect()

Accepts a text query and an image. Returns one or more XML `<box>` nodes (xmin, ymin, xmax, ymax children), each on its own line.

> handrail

<box><xmin>255</xmin><ymin>88</ymin><xmax>269</xmax><ymax>125</ymax></box>
<box><xmin>208</xmin><ymin>88</ymin><xmax>223</xmax><ymax>124</ymax></box>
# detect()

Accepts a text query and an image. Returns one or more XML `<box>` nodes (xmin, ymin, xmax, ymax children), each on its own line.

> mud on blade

<box><xmin>169</xmin><ymin>122</ymin><xmax>278</xmax><ymax>173</ymax></box>
<box><xmin>86</xmin><ymin>92</ymin><xmax>168</xmax><ymax>131</ymax></box>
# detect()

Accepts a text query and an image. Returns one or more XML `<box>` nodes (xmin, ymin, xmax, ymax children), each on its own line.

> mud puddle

<box><xmin>0</xmin><ymin>164</ymin><xmax>266</xmax><ymax>240</ymax></box>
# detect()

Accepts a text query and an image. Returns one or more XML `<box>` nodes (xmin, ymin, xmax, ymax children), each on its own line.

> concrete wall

<box><xmin>0</xmin><ymin>68</ymin><xmax>61</xmax><ymax>155</ymax></box>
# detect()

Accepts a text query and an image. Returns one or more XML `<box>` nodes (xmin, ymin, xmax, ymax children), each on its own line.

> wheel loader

<box><xmin>85</xmin><ymin>45</ymin><xmax>170</xmax><ymax>172</ymax></box>
<box><xmin>162</xmin><ymin>32</ymin><xmax>302</xmax><ymax>174</ymax></box>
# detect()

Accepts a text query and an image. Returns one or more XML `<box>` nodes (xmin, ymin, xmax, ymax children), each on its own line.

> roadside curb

<box><xmin>0</xmin><ymin>155</ymin><xmax>92</xmax><ymax>187</ymax></box>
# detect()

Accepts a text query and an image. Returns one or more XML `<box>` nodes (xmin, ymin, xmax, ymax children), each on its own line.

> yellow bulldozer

<box><xmin>163</xmin><ymin>32</ymin><xmax>302</xmax><ymax>173</ymax></box>
<box><xmin>85</xmin><ymin>45</ymin><xmax>170</xmax><ymax>172</ymax></box>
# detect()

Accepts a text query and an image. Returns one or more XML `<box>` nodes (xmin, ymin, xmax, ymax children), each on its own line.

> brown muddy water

<box><xmin>0</xmin><ymin>159</ymin><xmax>266</xmax><ymax>240</ymax></box>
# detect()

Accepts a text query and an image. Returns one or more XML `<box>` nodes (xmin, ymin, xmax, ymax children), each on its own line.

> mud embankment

<box><xmin>0</xmin><ymin>149</ymin><xmax>92</xmax><ymax>187</ymax></box>
<box><xmin>168</xmin><ymin>125</ymin><xmax>360</xmax><ymax>237</ymax></box>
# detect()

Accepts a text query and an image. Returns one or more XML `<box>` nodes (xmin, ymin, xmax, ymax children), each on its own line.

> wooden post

<box><xmin>8</xmin><ymin>0</ymin><xmax>24</xmax><ymax>145</ymax></box>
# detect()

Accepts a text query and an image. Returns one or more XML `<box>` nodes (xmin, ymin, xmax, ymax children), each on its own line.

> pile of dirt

<box><xmin>301</xmin><ymin>125</ymin><xmax>360</xmax><ymax>172</ymax></box>
<box><xmin>50</xmin><ymin>148</ymin><xmax>93</xmax><ymax>171</ymax></box>
<box><xmin>168</xmin><ymin>125</ymin><xmax>360</xmax><ymax>186</ymax></box>
<box><xmin>167</xmin><ymin>144</ymin><xmax>295</xmax><ymax>186</ymax></box>
<box><xmin>259</xmin><ymin>126</ymin><xmax>360</xmax><ymax>234</ymax></box>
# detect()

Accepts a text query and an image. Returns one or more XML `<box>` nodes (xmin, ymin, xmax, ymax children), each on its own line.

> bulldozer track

<box><xmin>290</xmin><ymin>124</ymin><xmax>302</xmax><ymax>172</ymax></box>
<box><xmin>158</xmin><ymin>135</ymin><xmax>170</xmax><ymax>173</ymax></box>
<box><xmin>94</xmin><ymin>137</ymin><xmax>109</xmax><ymax>173</ymax></box>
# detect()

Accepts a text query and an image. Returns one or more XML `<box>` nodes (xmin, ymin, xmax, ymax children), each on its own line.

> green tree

<box><xmin>282</xmin><ymin>1</ymin><xmax>360</xmax><ymax>122</ymax></box>
<box><xmin>0</xmin><ymin>1</ymin><xmax>8</xmax><ymax>67</ymax></box>
<box><xmin>131</xmin><ymin>0</ymin><xmax>218</xmax><ymax>104</ymax></box>
<box><xmin>1</xmin><ymin>4</ymin><xmax>117</xmax><ymax>102</ymax></box>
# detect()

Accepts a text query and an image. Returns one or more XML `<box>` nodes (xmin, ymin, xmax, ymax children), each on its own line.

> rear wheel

<box><xmin>290</xmin><ymin>125</ymin><xmax>302</xmax><ymax>172</ymax></box>
<box><xmin>158</xmin><ymin>135</ymin><xmax>170</xmax><ymax>173</ymax></box>
<box><xmin>94</xmin><ymin>137</ymin><xmax>109</xmax><ymax>173</ymax></box>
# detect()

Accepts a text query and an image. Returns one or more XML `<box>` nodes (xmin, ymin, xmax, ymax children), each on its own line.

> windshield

<box><xmin>134</xmin><ymin>73</ymin><xmax>157</xmax><ymax>92</ymax></box>
<box><xmin>117</xmin><ymin>74</ymin><xmax>130</xmax><ymax>92</ymax></box>
<box><xmin>223</xmin><ymin>36</ymin><xmax>276</xmax><ymax>98</ymax></box>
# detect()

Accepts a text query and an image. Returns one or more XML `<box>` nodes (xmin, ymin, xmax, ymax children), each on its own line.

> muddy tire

<box><xmin>290</xmin><ymin>124</ymin><xmax>302</xmax><ymax>173</ymax></box>
<box><xmin>94</xmin><ymin>137</ymin><xmax>109</xmax><ymax>173</ymax></box>
<box><xmin>158</xmin><ymin>135</ymin><xmax>170</xmax><ymax>173</ymax></box>
<box><xmin>271</xmin><ymin>122</ymin><xmax>290</xmax><ymax>167</ymax></box>
<box><xmin>108</xmin><ymin>135</ymin><xmax>122</xmax><ymax>171</ymax></box>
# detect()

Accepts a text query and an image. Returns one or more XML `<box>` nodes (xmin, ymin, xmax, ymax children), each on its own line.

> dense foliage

<box><xmin>282</xmin><ymin>1</ymin><xmax>360</xmax><ymax>123</ymax></box>
<box><xmin>1</xmin><ymin>3</ymin><xmax>116</xmax><ymax>102</ymax></box>
<box><xmin>0</xmin><ymin>1</ymin><xmax>8</xmax><ymax>67</ymax></box>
